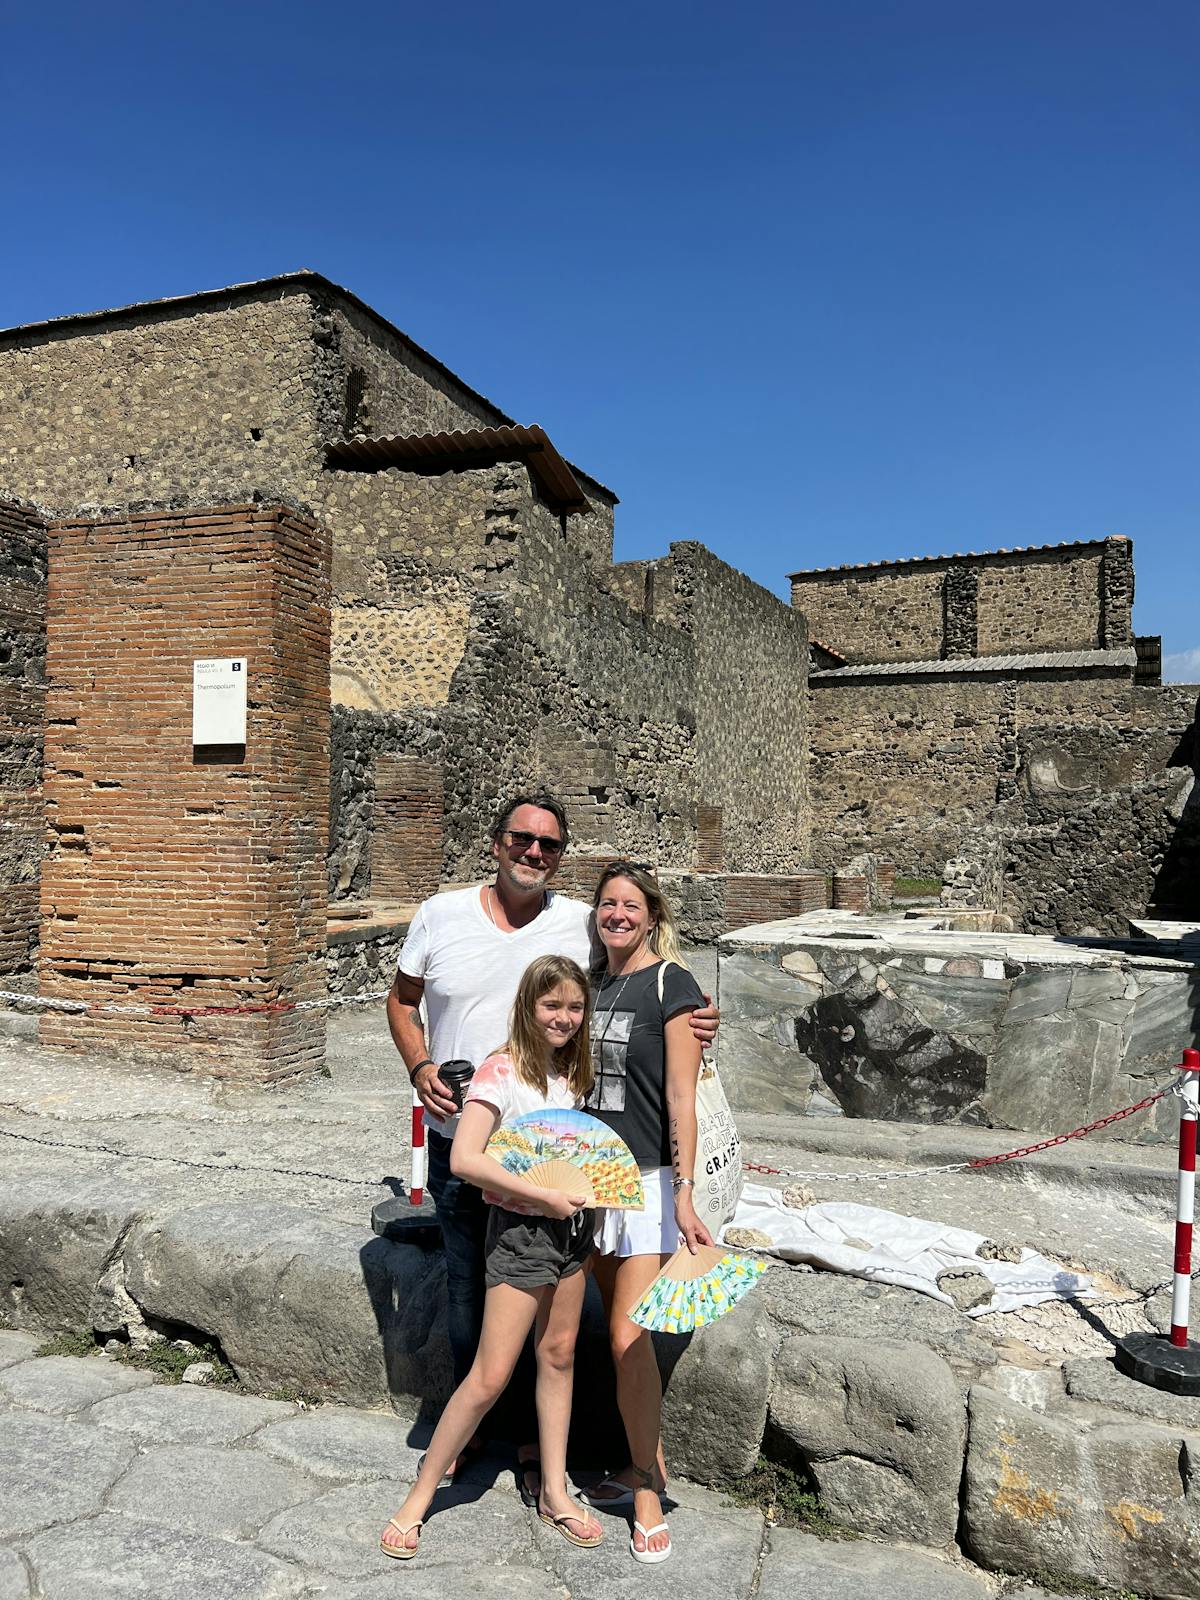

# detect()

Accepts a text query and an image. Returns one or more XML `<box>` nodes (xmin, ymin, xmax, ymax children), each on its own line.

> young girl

<box><xmin>381</xmin><ymin>954</ymin><xmax>605</xmax><ymax>1560</ymax></box>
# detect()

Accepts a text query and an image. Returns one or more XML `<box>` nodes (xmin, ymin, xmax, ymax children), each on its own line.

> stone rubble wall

<box><xmin>0</xmin><ymin>499</ymin><xmax>47</xmax><ymax>975</ymax></box>
<box><xmin>807</xmin><ymin>665</ymin><xmax>1189</xmax><ymax>885</ymax></box>
<box><xmin>791</xmin><ymin>540</ymin><xmax>1125</xmax><ymax>666</ymax></box>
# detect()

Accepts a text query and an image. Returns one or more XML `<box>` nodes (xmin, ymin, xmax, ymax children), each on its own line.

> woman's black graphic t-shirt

<box><xmin>585</xmin><ymin>960</ymin><xmax>705</xmax><ymax>1167</ymax></box>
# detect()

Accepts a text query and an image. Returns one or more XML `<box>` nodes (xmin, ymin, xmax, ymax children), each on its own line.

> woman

<box><xmin>582</xmin><ymin>862</ymin><xmax>714</xmax><ymax>1564</ymax></box>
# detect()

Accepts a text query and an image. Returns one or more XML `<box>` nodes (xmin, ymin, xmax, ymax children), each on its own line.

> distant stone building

<box><xmin>790</xmin><ymin>541</ymin><xmax>1198</xmax><ymax>932</ymax></box>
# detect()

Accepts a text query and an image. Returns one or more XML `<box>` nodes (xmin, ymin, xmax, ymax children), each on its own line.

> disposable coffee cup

<box><xmin>439</xmin><ymin>1060</ymin><xmax>475</xmax><ymax>1111</ymax></box>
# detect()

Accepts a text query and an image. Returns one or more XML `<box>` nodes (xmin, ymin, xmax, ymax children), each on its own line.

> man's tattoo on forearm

<box><xmin>408</xmin><ymin>1009</ymin><xmax>422</xmax><ymax>1028</ymax></box>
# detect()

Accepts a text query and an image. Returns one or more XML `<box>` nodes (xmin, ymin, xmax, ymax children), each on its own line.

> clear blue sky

<box><xmin>4</xmin><ymin>2</ymin><xmax>1197</xmax><ymax>677</ymax></box>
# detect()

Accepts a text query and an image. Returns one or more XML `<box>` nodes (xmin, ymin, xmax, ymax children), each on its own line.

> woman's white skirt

<box><xmin>594</xmin><ymin>1166</ymin><xmax>681</xmax><ymax>1258</ymax></box>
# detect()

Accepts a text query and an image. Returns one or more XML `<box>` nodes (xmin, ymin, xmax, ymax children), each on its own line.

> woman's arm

<box><xmin>663</xmin><ymin>1011</ymin><xmax>716</xmax><ymax>1253</ymax></box>
<box><xmin>449</xmin><ymin>1102</ymin><xmax>585</xmax><ymax>1220</ymax></box>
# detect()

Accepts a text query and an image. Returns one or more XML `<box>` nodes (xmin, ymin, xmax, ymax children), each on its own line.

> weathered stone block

<box><xmin>661</xmin><ymin>1291</ymin><xmax>773</xmax><ymax>1480</ymax></box>
<box><xmin>963</xmin><ymin>1383</ymin><xmax>1200</xmax><ymax>1599</ymax></box>
<box><xmin>0</xmin><ymin>1178</ymin><xmax>150</xmax><ymax>1333</ymax></box>
<box><xmin>769</xmin><ymin>1336</ymin><xmax>966</xmax><ymax>1546</ymax></box>
<box><xmin>123</xmin><ymin>1202</ymin><xmax>450</xmax><ymax>1409</ymax></box>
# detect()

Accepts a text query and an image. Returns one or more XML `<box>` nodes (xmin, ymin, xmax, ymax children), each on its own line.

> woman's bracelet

<box><xmin>671</xmin><ymin>1176</ymin><xmax>695</xmax><ymax>1192</ymax></box>
<box><xmin>407</xmin><ymin>1058</ymin><xmax>437</xmax><ymax>1084</ymax></box>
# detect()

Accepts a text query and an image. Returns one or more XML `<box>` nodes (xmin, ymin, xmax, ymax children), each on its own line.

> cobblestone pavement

<box><xmin>0</xmin><ymin>1329</ymin><xmax>1018</xmax><ymax>1600</ymax></box>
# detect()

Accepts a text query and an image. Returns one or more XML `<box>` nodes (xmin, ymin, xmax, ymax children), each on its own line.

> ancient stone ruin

<box><xmin>0</xmin><ymin>271</ymin><xmax>1196</xmax><ymax>1078</ymax></box>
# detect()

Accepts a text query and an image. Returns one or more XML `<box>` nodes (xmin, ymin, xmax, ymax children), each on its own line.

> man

<box><xmin>387</xmin><ymin>791</ymin><xmax>718</xmax><ymax>1495</ymax></box>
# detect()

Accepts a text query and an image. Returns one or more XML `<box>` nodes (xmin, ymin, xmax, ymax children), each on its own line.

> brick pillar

<box><xmin>370</xmin><ymin>754</ymin><xmax>444</xmax><ymax>901</ymax></box>
<box><xmin>0</xmin><ymin>500</ymin><xmax>47</xmax><ymax>976</ymax></box>
<box><xmin>39</xmin><ymin>503</ymin><xmax>330</xmax><ymax>1081</ymax></box>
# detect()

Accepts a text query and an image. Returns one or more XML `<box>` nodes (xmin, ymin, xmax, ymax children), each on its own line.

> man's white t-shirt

<box><xmin>398</xmin><ymin>885</ymin><xmax>592</xmax><ymax>1137</ymax></box>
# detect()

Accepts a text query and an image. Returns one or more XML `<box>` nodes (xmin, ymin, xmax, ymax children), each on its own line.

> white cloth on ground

<box><xmin>722</xmin><ymin>1184</ymin><xmax>1093</xmax><ymax>1315</ymax></box>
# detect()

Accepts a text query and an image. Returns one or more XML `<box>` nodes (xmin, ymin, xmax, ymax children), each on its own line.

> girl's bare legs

<box><xmin>382</xmin><ymin>1282</ymin><xmax>540</xmax><ymax>1554</ymax></box>
<box><xmin>591</xmin><ymin>1251</ymin><xmax>672</xmax><ymax>1556</ymax></box>
<box><xmin>534</xmin><ymin>1266</ymin><xmax>600</xmax><ymax>1539</ymax></box>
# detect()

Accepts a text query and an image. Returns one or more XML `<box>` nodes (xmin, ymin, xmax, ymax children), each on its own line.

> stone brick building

<box><xmin>790</xmin><ymin>541</ymin><xmax>1198</xmax><ymax>933</ymax></box>
<box><xmin>0</xmin><ymin>274</ymin><xmax>812</xmax><ymax>1068</ymax></box>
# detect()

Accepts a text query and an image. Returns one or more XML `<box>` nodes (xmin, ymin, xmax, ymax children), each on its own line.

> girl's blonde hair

<box><xmin>507</xmin><ymin>954</ymin><xmax>594</xmax><ymax>1099</ymax></box>
<box><xmin>592</xmin><ymin>863</ymin><xmax>688</xmax><ymax>971</ymax></box>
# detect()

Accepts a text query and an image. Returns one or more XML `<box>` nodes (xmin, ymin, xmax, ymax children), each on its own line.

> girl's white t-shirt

<box><xmin>464</xmin><ymin>1048</ymin><xmax>582</xmax><ymax>1213</ymax></box>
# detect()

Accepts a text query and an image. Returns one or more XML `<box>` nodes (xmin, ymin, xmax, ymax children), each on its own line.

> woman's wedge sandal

<box><xmin>630</xmin><ymin>1520</ymin><xmax>672</xmax><ymax>1564</ymax></box>
<box><xmin>380</xmin><ymin>1518</ymin><xmax>423</xmax><ymax>1560</ymax></box>
<box><xmin>538</xmin><ymin>1504</ymin><xmax>604</xmax><ymax>1548</ymax></box>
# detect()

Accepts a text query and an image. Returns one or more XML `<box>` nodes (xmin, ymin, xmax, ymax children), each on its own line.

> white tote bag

<box><xmin>658</xmin><ymin>964</ymin><xmax>744</xmax><ymax>1231</ymax></box>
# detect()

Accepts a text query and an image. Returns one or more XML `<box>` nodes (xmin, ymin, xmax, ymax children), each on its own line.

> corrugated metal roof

<box><xmin>327</xmin><ymin>425</ymin><xmax>591</xmax><ymax>513</ymax></box>
<box><xmin>809</xmin><ymin>648</ymin><xmax>1137</xmax><ymax>680</ymax></box>
<box><xmin>788</xmin><ymin>536</ymin><xmax>1124</xmax><ymax>580</ymax></box>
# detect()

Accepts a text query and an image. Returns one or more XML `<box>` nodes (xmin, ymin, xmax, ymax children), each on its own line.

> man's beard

<box><xmin>499</xmin><ymin>860</ymin><xmax>550</xmax><ymax>897</ymax></box>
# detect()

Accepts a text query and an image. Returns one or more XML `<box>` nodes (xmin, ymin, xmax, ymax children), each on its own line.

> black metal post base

<box><xmin>371</xmin><ymin>1194</ymin><xmax>442</xmax><ymax>1249</ymax></box>
<box><xmin>1115</xmin><ymin>1331</ymin><xmax>1200</xmax><ymax>1395</ymax></box>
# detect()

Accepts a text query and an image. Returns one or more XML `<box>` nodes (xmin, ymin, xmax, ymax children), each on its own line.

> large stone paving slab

<box><xmin>21</xmin><ymin>1513</ymin><xmax>308</xmax><ymax>1600</ymax></box>
<box><xmin>258</xmin><ymin>1480</ymin><xmax>535</xmax><ymax>1579</ymax></box>
<box><xmin>86</xmin><ymin>1381</ymin><xmax>294</xmax><ymax>1443</ymax></box>
<box><xmin>252</xmin><ymin>1403</ymin><xmax>425</xmax><ymax>1482</ymax></box>
<box><xmin>0</xmin><ymin>1332</ymin><xmax>41</xmax><ymax>1370</ymax></box>
<box><xmin>756</xmin><ymin>1528</ymin><xmax>992</xmax><ymax>1600</ymax></box>
<box><xmin>332</xmin><ymin>1568</ymin><xmax>570</xmax><ymax>1600</ymax></box>
<box><xmin>0</xmin><ymin>1551</ymin><xmax>30</xmax><ymax>1600</ymax></box>
<box><xmin>0</xmin><ymin>1411</ymin><xmax>134</xmax><ymax>1537</ymax></box>
<box><xmin>0</xmin><ymin>1353</ymin><xmax>154</xmax><ymax>1413</ymax></box>
<box><xmin>108</xmin><ymin>1443</ymin><xmax>322</xmax><ymax>1540</ymax></box>
<box><xmin>532</xmin><ymin>1498</ymin><xmax>763</xmax><ymax>1600</ymax></box>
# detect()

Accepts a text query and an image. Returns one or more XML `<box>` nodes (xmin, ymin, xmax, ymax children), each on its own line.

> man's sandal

<box><xmin>630</xmin><ymin>1520</ymin><xmax>672</xmax><ymax>1564</ymax></box>
<box><xmin>538</xmin><ymin>1505</ymin><xmax>604</xmax><ymax>1548</ymax></box>
<box><xmin>380</xmin><ymin>1517</ymin><xmax>423</xmax><ymax>1560</ymax></box>
<box><xmin>582</xmin><ymin>1464</ymin><xmax>668</xmax><ymax>1508</ymax></box>
<box><xmin>517</xmin><ymin>1450</ymin><xmax>542</xmax><ymax>1508</ymax></box>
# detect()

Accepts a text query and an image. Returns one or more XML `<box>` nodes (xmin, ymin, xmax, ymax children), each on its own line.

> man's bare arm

<box><xmin>386</xmin><ymin>971</ymin><xmax>458</xmax><ymax>1119</ymax></box>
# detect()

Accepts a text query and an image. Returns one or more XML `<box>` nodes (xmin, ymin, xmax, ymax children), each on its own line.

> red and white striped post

<box><xmin>410</xmin><ymin>1087</ymin><xmax>426</xmax><ymax>1207</ymax></box>
<box><xmin>1170</xmin><ymin>1047</ymin><xmax>1200</xmax><ymax>1346</ymax></box>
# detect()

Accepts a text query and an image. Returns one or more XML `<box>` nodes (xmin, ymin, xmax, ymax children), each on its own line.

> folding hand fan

<box><xmin>485</xmin><ymin>1108</ymin><xmax>644</xmax><ymax>1210</ymax></box>
<box><xmin>627</xmin><ymin>1244</ymin><xmax>765</xmax><ymax>1332</ymax></box>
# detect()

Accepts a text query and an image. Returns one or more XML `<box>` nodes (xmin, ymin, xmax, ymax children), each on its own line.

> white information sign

<box><xmin>192</xmin><ymin>658</ymin><xmax>247</xmax><ymax>745</ymax></box>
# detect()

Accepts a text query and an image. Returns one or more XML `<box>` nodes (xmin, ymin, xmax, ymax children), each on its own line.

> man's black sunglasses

<box><xmin>502</xmin><ymin>829</ymin><xmax>564</xmax><ymax>856</ymax></box>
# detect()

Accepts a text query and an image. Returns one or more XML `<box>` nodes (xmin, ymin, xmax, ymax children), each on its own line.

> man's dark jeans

<box><xmin>426</xmin><ymin>1129</ymin><xmax>487</xmax><ymax>1388</ymax></box>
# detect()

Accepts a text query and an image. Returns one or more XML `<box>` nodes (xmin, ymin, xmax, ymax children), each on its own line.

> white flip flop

<box><xmin>630</xmin><ymin>1520</ymin><xmax>672</xmax><ymax>1564</ymax></box>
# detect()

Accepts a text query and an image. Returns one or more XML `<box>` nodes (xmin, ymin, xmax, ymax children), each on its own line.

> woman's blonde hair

<box><xmin>592</xmin><ymin>863</ymin><xmax>688</xmax><ymax>971</ymax></box>
<box><xmin>507</xmin><ymin>954</ymin><xmax>594</xmax><ymax>1099</ymax></box>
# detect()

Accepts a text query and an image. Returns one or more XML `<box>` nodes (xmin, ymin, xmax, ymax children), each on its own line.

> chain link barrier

<box><xmin>0</xmin><ymin>987</ymin><xmax>392</xmax><ymax>1018</ymax></box>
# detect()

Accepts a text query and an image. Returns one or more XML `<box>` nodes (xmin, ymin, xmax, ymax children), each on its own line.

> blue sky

<box><xmin>4</xmin><ymin>2</ymin><xmax>1197</xmax><ymax>677</ymax></box>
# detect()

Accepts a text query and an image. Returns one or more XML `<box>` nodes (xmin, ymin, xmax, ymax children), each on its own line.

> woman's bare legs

<box><xmin>381</xmin><ymin>1282</ymin><xmax>540</xmax><ymax>1554</ymax></box>
<box><xmin>534</xmin><ymin>1266</ymin><xmax>601</xmax><ymax>1540</ymax></box>
<box><xmin>590</xmin><ymin>1251</ymin><xmax>672</xmax><ymax>1556</ymax></box>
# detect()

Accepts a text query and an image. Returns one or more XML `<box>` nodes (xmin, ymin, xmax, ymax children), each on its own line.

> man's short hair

<box><xmin>490</xmin><ymin>791</ymin><xmax>570</xmax><ymax>851</ymax></box>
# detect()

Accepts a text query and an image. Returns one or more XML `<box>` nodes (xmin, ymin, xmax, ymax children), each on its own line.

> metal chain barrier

<box><xmin>0</xmin><ymin>987</ymin><xmax>392</xmax><ymax>1018</ymax></box>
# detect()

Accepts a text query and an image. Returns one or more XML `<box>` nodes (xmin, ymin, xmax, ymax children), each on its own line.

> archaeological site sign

<box><xmin>192</xmin><ymin>657</ymin><xmax>247</xmax><ymax>745</ymax></box>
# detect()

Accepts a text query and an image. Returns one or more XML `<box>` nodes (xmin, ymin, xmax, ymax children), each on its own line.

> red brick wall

<box><xmin>0</xmin><ymin>499</ymin><xmax>47</xmax><ymax>976</ymax></box>
<box><xmin>371</xmin><ymin>754</ymin><xmax>444</xmax><ymax>901</ymax></box>
<box><xmin>39</xmin><ymin>503</ymin><xmax>331</xmax><ymax>1080</ymax></box>
<box><xmin>696</xmin><ymin>806</ymin><xmax>725</xmax><ymax>872</ymax></box>
<box><xmin>724</xmin><ymin>870</ymin><xmax>830</xmax><ymax>931</ymax></box>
